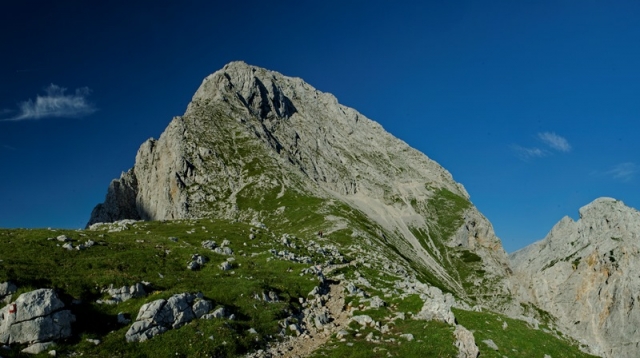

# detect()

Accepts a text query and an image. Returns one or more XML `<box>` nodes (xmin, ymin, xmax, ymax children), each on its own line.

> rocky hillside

<box><xmin>88</xmin><ymin>61</ymin><xmax>512</xmax><ymax>305</ymax></box>
<box><xmin>510</xmin><ymin>197</ymin><xmax>640</xmax><ymax>358</ymax></box>
<box><xmin>0</xmin><ymin>62</ymin><xmax>598</xmax><ymax>357</ymax></box>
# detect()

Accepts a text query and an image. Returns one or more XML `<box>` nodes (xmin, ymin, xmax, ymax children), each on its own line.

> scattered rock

<box><xmin>0</xmin><ymin>282</ymin><xmax>17</xmax><ymax>301</ymax></box>
<box><xmin>454</xmin><ymin>325</ymin><xmax>479</xmax><ymax>358</ymax></box>
<box><xmin>21</xmin><ymin>341</ymin><xmax>55</xmax><ymax>355</ymax></box>
<box><xmin>187</xmin><ymin>254</ymin><xmax>208</xmax><ymax>270</ymax></box>
<box><xmin>169</xmin><ymin>237</ymin><xmax>178</xmax><ymax>242</ymax></box>
<box><xmin>400</xmin><ymin>333</ymin><xmax>414</xmax><ymax>341</ymax></box>
<box><xmin>482</xmin><ymin>339</ymin><xmax>499</xmax><ymax>351</ymax></box>
<box><xmin>202</xmin><ymin>307</ymin><xmax>226</xmax><ymax>320</ymax></box>
<box><xmin>368</xmin><ymin>296</ymin><xmax>386</xmax><ymax>308</ymax></box>
<box><xmin>351</xmin><ymin>315</ymin><xmax>374</xmax><ymax>327</ymax></box>
<box><xmin>201</xmin><ymin>240</ymin><xmax>217</xmax><ymax>250</ymax></box>
<box><xmin>56</xmin><ymin>235</ymin><xmax>71</xmax><ymax>242</ymax></box>
<box><xmin>192</xmin><ymin>299</ymin><xmax>213</xmax><ymax>318</ymax></box>
<box><xmin>125</xmin><ymin>293</ymin><xmax>218</xmax><ymax>342</ymax></box>
<box><xmin>97</xmin><ymin>283</ymin><xmax>148</xmax><ymax>304</ymax></box>
<box><xmin>214</xmin><ymin>247</ymin><xmax>234</xmax><ymax>256</ymax></box>
<box><xmin>414</xmin><ymin>286</ymin><xmax>456</xmax><ymax>325</ymax></box>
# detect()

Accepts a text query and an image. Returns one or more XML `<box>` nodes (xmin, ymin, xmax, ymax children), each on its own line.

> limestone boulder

<box><xmin>0</xmin><ymin>289</ymin><xmax>75</xmax><ymax>345</ymax></box>
<box><xmin>454</xmin><ymin>325</ymin><xmax>479</xmax><ymax>358</ymax></box>
<box><xmin>125</xmin><ymin>293</ymin><xmax>219</xmax><ymax>342</ymax></box>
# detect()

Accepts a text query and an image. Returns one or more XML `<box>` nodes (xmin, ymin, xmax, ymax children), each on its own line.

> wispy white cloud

<box><xmin>511</xmin><ymin>145</ymin><xmax>548</xmax><ymax>161</ymax></box>
<box><xmin>538</xmin><ymin>132</ymin><xmax>571</xmax><ymax>152</ymax></box>
<box><xmin>2</xmin><ymin>144</ymin><xmax>16</xmax><ymax>151</ymax></box>
<box><xmin>1</xmin><ymin>84</ymin><xmax>96</xmax><ymax>121</ymax></box>
<box><xmin>605</xmin><ymin>162</ymin><xmax>637</xmax><ymax>182</ymax></box>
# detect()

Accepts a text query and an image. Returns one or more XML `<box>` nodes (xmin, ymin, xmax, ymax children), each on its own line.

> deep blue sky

<box><xmin>1</xmin><ymin>0</ymin><xmax>639</xmax><ymax>252</ymax></box>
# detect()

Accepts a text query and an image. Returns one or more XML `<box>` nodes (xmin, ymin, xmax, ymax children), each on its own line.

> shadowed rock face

<box><xmin>87</xmin><ymin>61</ymin><xmax>511</xmax><ymax>301</ymax></box>
<box><xmin>87</xmin><ymin>169</ymin><xmax>140</xmax><ymax>226</ymax></box>
<box><xmin>510</xmin><ymin>197</ymin><xmax>640</xmax><ymax>358</ymax></box>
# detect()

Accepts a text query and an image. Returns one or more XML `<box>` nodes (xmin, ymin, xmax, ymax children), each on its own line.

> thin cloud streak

<box><xmin>606</xmin><ymin>163</ymin><xmax>637</xmax><ymax>182</ymax></box>
<box><xmin>538</xmin><ymin>132</ymin><xmax>571</xmax><ymax>152</ymax></box>
<box><xmin>1</xmin><ymin>84</ymin><xmax>96</xmax><ymax>121</ymax></box>
<box><xmin>511</xmin><ymin>145</ymin><xmax>548</xmax><ymax>161</ymax></box>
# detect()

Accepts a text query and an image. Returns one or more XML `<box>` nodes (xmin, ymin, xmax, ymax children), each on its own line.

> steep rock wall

<box><xmin>511</xmin><ymin>197</ymin><xmax>640</xmax><ymax>357</ymax></box>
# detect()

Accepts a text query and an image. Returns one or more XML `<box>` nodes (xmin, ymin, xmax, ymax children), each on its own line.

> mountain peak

<box><xmin>511</xmin><ymin>197</ymin><xmax>640</xmax><ymax>357</ymax></box>
<box><xmin>88</xmin><ymin>62</ymin><xmax>510</xmax><ymax>302</ymax></box>
<box><xmin>578</xmin><ymin>197</ymin><xmax>626</xmax><ymax>219</ymax></box>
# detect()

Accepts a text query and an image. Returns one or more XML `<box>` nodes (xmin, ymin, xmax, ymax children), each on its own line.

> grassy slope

<box><xmin>0</xmin><ymin>188</ymin><xmax>593</xmax><ymax>357</ymax></box>
<box><xmin>453</xmin><ymin>308</ymin><xmax>597</xmax><ymax>358</ymax></box>
<box><xmin>0</xmin><ymin>219</ymin><xmax>320</xmax><ymax>357</ymax></box>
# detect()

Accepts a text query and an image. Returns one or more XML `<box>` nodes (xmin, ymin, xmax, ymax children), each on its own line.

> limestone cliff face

<box><xmin>88</xmin><ymin>61</ymin><xmax>511</xmax><ymax>301</ymax></box>
<box><xmin>510</xmin><ymin>197</ymin><xmax>640</xmax><ymax>358</ymax></box>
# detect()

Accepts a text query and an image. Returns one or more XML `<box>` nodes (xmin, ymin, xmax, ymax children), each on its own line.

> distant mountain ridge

<box><xmin>88</xmin><ymin>61</ymin><xmax>512</xmax><ymax>304</ymax></box>
<box><xmin>510</xmin><ymin>197</ymin><xmax>640</xmax><ymax>358</ymax></box>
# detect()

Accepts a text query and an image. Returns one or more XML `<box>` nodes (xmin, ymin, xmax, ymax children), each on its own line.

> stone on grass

<box><xmin>400</xmin><ymin>333</ymin><xmax>414</xmax><ymax>341</ymax></box>
<box><xmin>351</xmin><ymin>315</ymin><xmax>374</xmax><ymax>327</ymax></box>
<box><xmin>0</xmin><ymin>282</ymin><xmax>16</xmax><ymax>299</ymax></box>
<box><xmin>21</xmin><ymin>342</ymin><xmax>55</xmax><ymax>355</ymax></box>
<box><xmin>454</xmin><ymin>325</ymin><xmax>479</xmax><ymax>358</ymax></box>
<box><xmin>369</xmin><ymin>296</ymin><xmax>386</xmax><ymax>308</ymax></box>
<box><xmin>126</xmin><ymin>293</ymin><xmax>219</xmax><ymax>342</ymax></box>
<box><xmin>192</xmin><ymin>299</ymin><xmax>213</xmax><ymax>318</ymax></box>
<box><xmin>56</xmin><ymin>235</ymin><xmax>71</xmax><ymax>242</ymax></box>
<box><xmin>482</xmin><ymin>339</ymin><xmax>498</xmax><ymax>351</ymax></box>
<box><xmin>202</xmin><ymin>240</ymin><xmax>217</xmax><ymax>250</ymax></box>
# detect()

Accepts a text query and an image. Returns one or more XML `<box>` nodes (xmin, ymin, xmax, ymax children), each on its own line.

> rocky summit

<box><xmin>88</xmin><ymin>61</ymin><xmax>512</xmax><ymax>304</ymax></box>
<box><xmin>511</xmin><ymin>197</ymin><xmax>640</xmax><ymax>358</ymax></box>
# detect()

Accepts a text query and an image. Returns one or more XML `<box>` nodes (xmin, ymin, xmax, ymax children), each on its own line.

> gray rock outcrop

<box><xmin>510</xmin><ymin>197</ymin><xmax>640</xmax><ymax>358</ymax></box>
<box><xmin>87</xmin><ymin>61</ymin><xmax>511</xmax><ymax>302</ymax></box>
<box><xmin>0</xmin><ymin>289</ymin><xmax>75</xmax><ymax>345</ymax></box>
<box><xmin>97</xmin><ymin>283</ymin><xmax>148</xmax><ymax>304</ymax></box>
<box><xmin>453</xmin><ymin>324</ymin><xmax>479</xmax><ymax>358</ymax></box>
<box><xmin>414</xmin><ymin>286</ymin><xmax>457</xmax><ymax>325</ymax></box>
<box><xmin>125</xmin><ymin>293</ymin><xmax>218</xmax><ymax>342</ymax></box>
<box><xmin>0</xmin><ymin>282</ymin><xmax>16</xmax><ymax>302</ymax></box>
